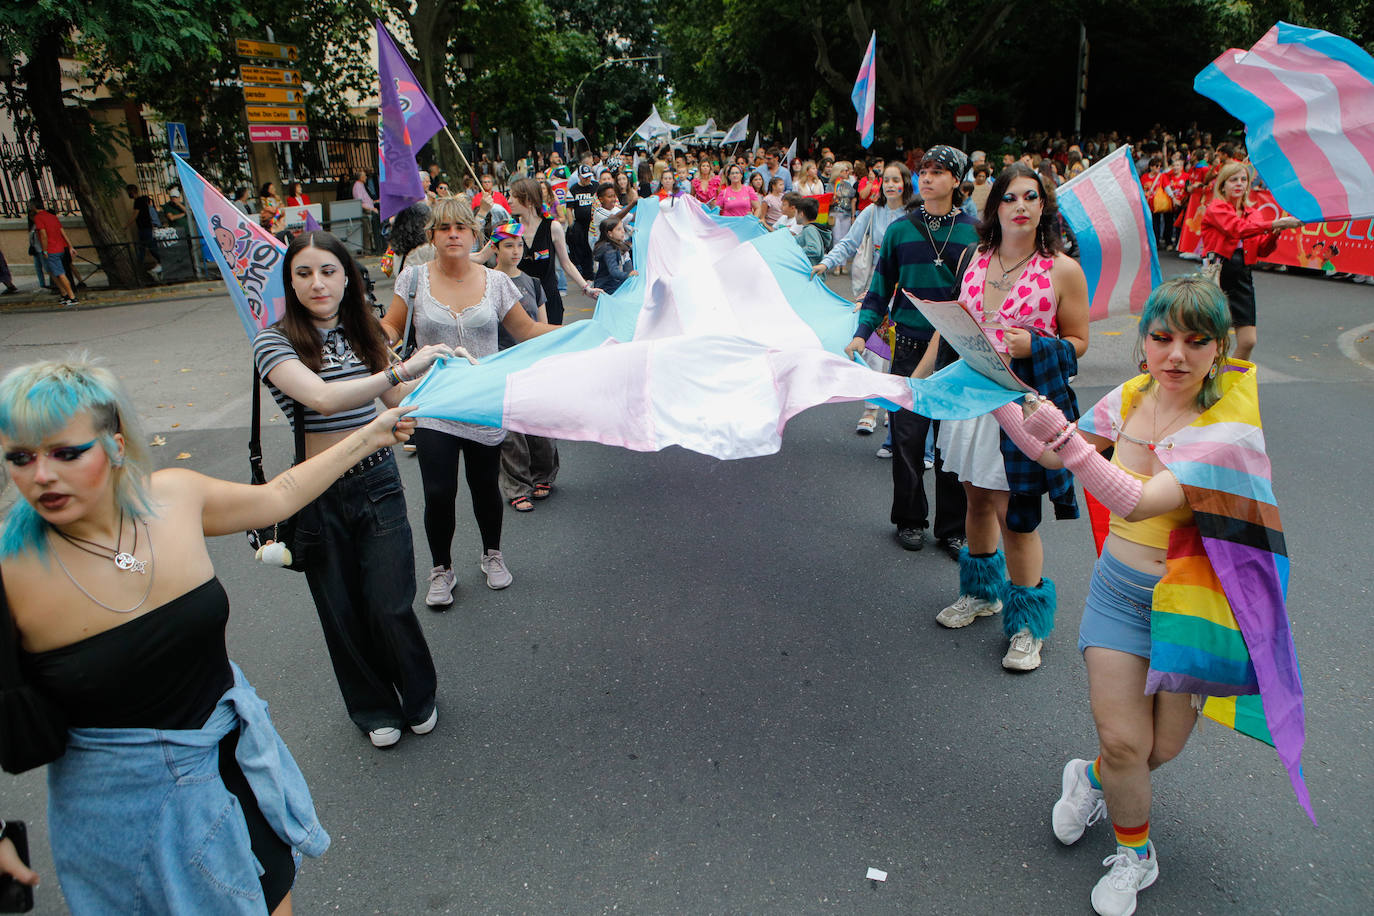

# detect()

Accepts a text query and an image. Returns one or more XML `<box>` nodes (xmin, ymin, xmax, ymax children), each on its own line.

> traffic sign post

<box><xmin>166</xmin><ymin>122</ymin><xmax>189</xmax><ymax>157</ymax></box>
<box><xmin>235</xmin><ymin>39</ymin><xmax>298</xmax><ymax>61</ymax></box>
<box><xmin>245</xmin><ymin>105</ymin><xmax>307</xmax><ymax>124</ymax></box>
<box><xmin>248</xmin><ymin>125</ymin><xmax>311</xmax><ymax>143</ymax></box>
<box><xmin>953</xmin><ymin>104</ymin><xmax>979</xmax><ymax>151</ymax></box>
<box><xmin>240</xmin><ymin>65</ymin><xmax>301</xmax><ymax>86</ymax></box>
<box><xmin>239</xmin><ymin>38</ymin><xmax>309</xmax><ymax>144</ymax></box>
<box><xmin>243</xmin><ymin>85</ymin><xmax>303</xmax><ymax>106</ymax></box>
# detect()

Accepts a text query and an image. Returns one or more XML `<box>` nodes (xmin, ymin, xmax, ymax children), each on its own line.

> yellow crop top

<box><xmin>1106</xmin><ymin>453</ymin><xmax>1194</xmax><ymax>549</ymax></box>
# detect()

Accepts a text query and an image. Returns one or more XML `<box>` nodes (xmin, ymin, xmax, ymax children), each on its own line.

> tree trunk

<box><xmin>22</xmin><ymin>27</ymin><xmax>140</xmax><ymax>289</ymax></box>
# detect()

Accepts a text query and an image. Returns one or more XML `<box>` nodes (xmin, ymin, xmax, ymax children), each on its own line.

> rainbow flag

<box><xmin>1195</xmin><ymin>21</ymin><xmax>1374</xmax><ymax>222</ymax></box>
<box><xmin>805</xmin><ymin>192</ymin><xmax>833</xmax><ymax>227</ymax></box>
<box><xmin>1056</xmin><ymin>146</ymin><xmax>1162</xmax><ymax>320</ymax></box>
<box><xmin>850</xmin><ymin>31</ymin><xmax>876</xmax><ymax>149</ymax></box>
<box><xmin>1079</xmin><ymin>363</ymin><xmax>1311</xmax><ymax>820</ymax></box>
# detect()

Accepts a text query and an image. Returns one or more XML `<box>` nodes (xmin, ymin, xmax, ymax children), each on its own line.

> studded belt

<box><xmin>342</xmin><ymin>447</ymin><xmax>393</xmax><ymax>478</ymax></box>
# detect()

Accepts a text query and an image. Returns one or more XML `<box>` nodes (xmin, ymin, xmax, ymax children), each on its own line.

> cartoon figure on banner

<box><xmin>210</xmin><ymin>213</ymin><xmax>281</xmax><ymax>324</ymax></box>
<box><xmin>1298</xmin><ymin>239</ymin><xmax>1339</xmax><ymax>274</ymax></box>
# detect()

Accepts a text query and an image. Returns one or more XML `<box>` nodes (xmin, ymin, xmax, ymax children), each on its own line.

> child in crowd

<box><xmin>490</xmin><ymin>222</ymin><xmax>559</xmax><ymax>512</ymax></box>
<box><xmin>793</xmin><ymin>196</ymin><xmax>826</xmax><ymax>266</ymax></box>
<box><xmin>593</xmin><ymin>216</ymin><xmax>638</xmax><ymax>295</ymax></box>
<box><xmin>762</xmin><ymin>177</ymin><xmax>786</xmax><ymax>229</ymax></box>
<box><xmin>774</xmin><ymin>192</ymin><xmax>803</xmax><ymax>236</ymax></box>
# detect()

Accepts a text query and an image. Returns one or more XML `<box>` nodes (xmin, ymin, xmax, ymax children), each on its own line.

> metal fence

<box><xmin>0</xmin><ymin>134</ymin><xmax>79</xmax><ymax>219</ymax></box>
<box><xmin>274</xmin><ymin>115</ymin><xmax>378</xmax><ymax>183</ymax></box>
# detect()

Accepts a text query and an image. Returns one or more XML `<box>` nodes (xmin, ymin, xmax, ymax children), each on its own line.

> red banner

<box><xmin>1176</xmin><ymin>188</ymin><xmax>1374</xmax><ymax>277</ymax></box>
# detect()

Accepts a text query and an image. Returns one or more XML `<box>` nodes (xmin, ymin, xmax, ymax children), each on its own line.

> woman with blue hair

<box><xmin>0</xmin><ymin>356</ymin><xmax>416</xmax><ymax>913</ymax></box>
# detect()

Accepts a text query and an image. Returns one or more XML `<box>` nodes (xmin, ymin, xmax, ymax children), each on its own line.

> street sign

<box><xmin>166</xmin><ymin>122</ymin><xmax>189</xmax><ymax>156</ymax></box>
<box><xmin>249</xmin><ymin>125</ymin><xmax>310</xmax><ymax>143</ymax></box>
<box><xmin>236</xmin><ymin>39</ymin><xmax>298</xmax><ymax>61</ymax></box>
<box><xmin>243</xmin><ymin>85</ymin><xmax>303</xmax><ymax>105</ymax></box>
<box><xmin>240</xmin><ymin>65</ymin><xmax>301</xmax><ymax>86</ymax></box>
<box><xmin>954</xmin><ymin>104</ymin><xmax>979</xmax><ymax>133</ymax></box>
<box><xmin>244</xmin><ymin>105</ymin><xmax>307</xmax><ymax>124</ymax></box>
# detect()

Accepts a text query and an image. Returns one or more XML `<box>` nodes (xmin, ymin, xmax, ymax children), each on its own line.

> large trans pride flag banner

<box><xmin>405</xmin><ymin>196</ymin><xmax>1021</xmax><ymax>460</ymax></box>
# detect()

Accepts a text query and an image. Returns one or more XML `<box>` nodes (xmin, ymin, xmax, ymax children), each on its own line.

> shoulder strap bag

<box><xmin>246</xmin><ymin>369</ymin><xmax>308</xmax><ymax>571</ymax></box>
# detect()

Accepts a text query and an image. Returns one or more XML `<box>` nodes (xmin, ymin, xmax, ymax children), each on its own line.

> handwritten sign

<box><xmin>901</xmin><ymin>291</ymin><xmax>1031</xmax><ymax>392</ymax></box>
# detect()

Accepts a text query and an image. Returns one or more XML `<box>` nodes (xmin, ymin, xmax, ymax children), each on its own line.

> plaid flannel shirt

<box><xmin>1002</xmin><ymin>334</ymin><xmax>1079</xmax><ymax>520</ymax></box>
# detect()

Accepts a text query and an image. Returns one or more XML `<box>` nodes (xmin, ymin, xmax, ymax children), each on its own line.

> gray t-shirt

<box><xmin>401</xmin><ymin>263</ymin><xmax>519</xmax><ymax>444</ymax></box>
<box><xmin>498</xmin><ymin>271</ymin><xmax>544</xmax><ymax>351</ymax></box>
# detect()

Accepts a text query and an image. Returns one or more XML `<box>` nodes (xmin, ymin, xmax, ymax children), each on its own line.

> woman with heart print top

<box><xmin>933</xmin><ymin>163</ymin><xmax>1090</xmax><ymax>673</ymax></box>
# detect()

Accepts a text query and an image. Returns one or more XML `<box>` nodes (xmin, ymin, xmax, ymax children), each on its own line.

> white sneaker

<box><xmin>1091</xmin><ymin>843</ymin><xmax>1159</xmax><ymax>916</ymax></box>
<box><xmin>875</xmin><ymin>445</ymin><xmax>893</xmax><ymax>459</ymax></box>
<box><xmin>936</xmin><ymin>593</ymin><xmax>1002</xmax><ymax>628</ymax></box>
<box><xmin>425</xmin><ymin>565</ymin><xmax>456</xmax><ymax>608</ymax></box>
<box><xmin>410</xmin><ymin>707</ymin><xmax>437</xmax><ymax>735</ymax></box>
<box><xmin>480</xmin><ymin>549</ymin><xmax>512</xmax><ymax>589</ymax></box>
<box><xmin>368</xmin><ymin>726</ymin><xmax>401</xmax><ymax>748</ymax></box>
<box><xmin>1002</xmin><ymin>628</ymin><xmax>1044</xmax><ymax>670</ymax></box>
<box><xmin>1053</xmin><ymin>758</ymin><xmax>1106</xmax><ymax>845</ymax></box>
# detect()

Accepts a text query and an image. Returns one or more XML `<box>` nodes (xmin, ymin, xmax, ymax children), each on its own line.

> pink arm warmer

<box><xmin>1020</xmin><ymin>399</ymin><xmax>1144</xmax><ymax>518</ymax></box>
<box><xmin>991</xmin><ymin>402</ymin><xmax>1050</xmax><ymax>460</ymax></box>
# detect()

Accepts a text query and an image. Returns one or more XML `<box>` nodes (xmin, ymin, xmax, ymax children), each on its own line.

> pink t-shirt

<box><xmin>716</xmin><ymin>185</ymin><xmax>759</xmax><ymax>217</ymax></box>
<box><xmin>960</xmin><ymin>253</ymin><xmax>1059</xmax><ymax>354</ymax></box>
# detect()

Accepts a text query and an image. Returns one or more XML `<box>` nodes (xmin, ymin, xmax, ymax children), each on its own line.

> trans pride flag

<box><xmin>1057</xmin><ymin>146</ymin><xmax>1162</xmax><ymax>320</ymax></box>
<box><xmin>376</xmin><ymin>20</ymin><xmax>446</xmax><ymax>220</ymax></box>
<box><xmin>404</xmin><ymin>196</ymin><xmax>1020</xmax><ymax>460</ymax></box>
<box><xmin>851</xmin><ymin>31</ymin><xmax>876</xmax><ymax>149</ymax></box>
<box><xmin>172</xmin><ymin>153</ymin><xmax>287</xmax><ymax>337</ymax></box>
<box><xmin>1079</xmin><ymin>363</ymin><xmax>1311</xmax><ymax>820</ymax></box>
<box><xmin>1195</xmin><ymin>21</ymin><xmax>1374</xmax><ymax>223</ymax></box>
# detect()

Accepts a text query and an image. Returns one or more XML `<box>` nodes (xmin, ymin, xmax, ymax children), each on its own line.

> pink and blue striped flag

<box><xmin>376</xmin><ymin>19</ymin><xmax>446</xmax><ymax>221</ymax></box>
<box><xmin>172</xmin><ymin>153</ymin><xmax>287</xmax><ymax>338</ymax></box>
<box><xmin>1195</xmin><ymin>21</ymin><xmax>1374</xmax><ymax>223</ymax></box>
<box><xmin>1057</xmin><ymin>145</ymin><xmax>1162</xmax><ymax>321</ymax></box>
<box><xmin>850</xmin><ymin>31</ymin><xmax>876</xmax><ymax>149</ymax></box>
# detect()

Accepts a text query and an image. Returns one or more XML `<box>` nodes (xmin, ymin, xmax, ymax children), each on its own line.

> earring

<box><xmin>1139</xmin><ymin>359</ymin><xmax>1149</xmax><ymax>374</ymax></box>
<box><xmin>1207</xmin><ymin>362</ymin><xmax>1219</xmax><ymax>379</ymax></box>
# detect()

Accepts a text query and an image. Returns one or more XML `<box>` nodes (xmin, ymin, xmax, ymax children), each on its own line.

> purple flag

<box><xmin>376</xmin><ymin>20</ymin><xmax>447</xmax><ymax>220</ymax></box>
<box><xmin>303</xmin><ymin>210</ymin><xmax>323</xmax><ymax>232</ymax></box>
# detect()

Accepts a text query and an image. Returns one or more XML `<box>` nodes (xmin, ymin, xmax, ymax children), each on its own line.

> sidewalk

<box><xmin>0</xmin><ymin>256</ymin><xmax>387</xmax><ymax>314</ymax></box>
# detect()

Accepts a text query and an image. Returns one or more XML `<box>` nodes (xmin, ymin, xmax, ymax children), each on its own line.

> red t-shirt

<box><xmin>34</xmin><ymin>210</ymin><xmax>68</xmax><ymax>254</ymax></box>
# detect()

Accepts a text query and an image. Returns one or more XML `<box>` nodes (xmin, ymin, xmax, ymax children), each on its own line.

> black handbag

<box><xmin>0</xmin><ymin>567</ymin><xmax>68</xmax><ymax>775</ymax></box>
<box><xmin>246</xmin><ymin>369</ymin><xmax>308</xmax><ymax>571</ymax></box>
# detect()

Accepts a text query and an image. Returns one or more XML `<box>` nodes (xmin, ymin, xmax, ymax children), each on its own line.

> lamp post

<box><xmin>456</xmin><ymin>41</ymin><xmax>476</xmax><ymax>160</ymax></box>
<box><xmin>570</xmin><ymin>55</ymin><xmax>661</xmax><ymax>141</ymax></box>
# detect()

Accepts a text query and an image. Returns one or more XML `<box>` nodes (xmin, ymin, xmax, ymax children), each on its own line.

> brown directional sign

<box><xmin>244</xmin><ymin>105</ymin><xmax>307</xmax><ymax>124</ymax></box>
<box><xmin>240</xmin><ymin>65</ymin><xmax>301</xmax><ymax>86</ymax></box>
<box><xmin>236</xmin><ymin>39</ymin><xmax>298</xmax><ymax>61</ymax></box>
<box><xmin>243</xmin><ymin>85</ymin><xmax>303</xmax><ymax>105</ymax></box>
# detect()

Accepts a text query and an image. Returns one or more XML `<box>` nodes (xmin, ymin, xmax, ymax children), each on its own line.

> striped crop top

<box><xmin>1106</xmin><ymin>453</ymin><xmax>1194</xmax><ymax>549</ymax></box>
<box><xmin>252</xmin><ymin>325</ymin><xmax>379</xmax><ymax>435</ymax></box>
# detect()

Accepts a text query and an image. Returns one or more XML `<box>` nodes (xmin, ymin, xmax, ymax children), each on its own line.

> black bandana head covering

<box><xmin>921</xmin><ymin>145</ymin><xmax>969</xmax><ymax>178</ymax></box>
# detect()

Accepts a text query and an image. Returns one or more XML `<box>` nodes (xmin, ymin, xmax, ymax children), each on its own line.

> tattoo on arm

<box><xmin>277</xmin><ymin>471</ymin><xmax>300</xmax><ymax>494</ymax></box>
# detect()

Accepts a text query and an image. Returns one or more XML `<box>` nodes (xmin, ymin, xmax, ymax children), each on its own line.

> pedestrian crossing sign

<box><xmin>167</xmin><ymin>122</ymin><xmax>189</xmax><ymax>157</ymax></box>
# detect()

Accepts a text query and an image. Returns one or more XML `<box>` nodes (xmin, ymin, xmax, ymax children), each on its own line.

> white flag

<box><xmin>722</xmin><ymin>115</ymin><xmax>749</xmax><ymax>144</ymax></box>
<box><xmin>634</xmin><ymin>104</ymin><xmax>678</xmax><ymax>140</ymax></box>
<box><xmin>564</xmin><ymin>125</ymin><xmax>586</xmax><ymax>143</ymax></box>
<box><xmin>751</xmin><ymin>131</ymin><xmax>760</xmax><ymax>156</ymax></box>
<box><xmin>694</xmin><ymin>118</ymin><xmax>716</xmax><ymax>138</ymax></box>
<box><xmin>782</xmin><ymin>138</ymin><xmax>797</xmax><ymax>164</ymax></box>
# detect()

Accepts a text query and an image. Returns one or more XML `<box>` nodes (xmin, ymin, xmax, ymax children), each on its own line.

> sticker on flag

<box><xmin>1056</xmin><ymin>145</ymin><xmax>1162</xmax><ymax>321</ymax></box>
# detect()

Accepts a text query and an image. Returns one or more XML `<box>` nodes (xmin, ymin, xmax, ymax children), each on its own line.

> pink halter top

<box><xmin>959</xmin><ymin>252</ymin><xmax>1059</xmax><ymax>354</ymax></box>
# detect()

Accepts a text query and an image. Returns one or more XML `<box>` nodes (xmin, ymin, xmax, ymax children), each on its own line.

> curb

<box><xmin>1337</xmin><ymin>322</ymin><xmax>1374</xmax><ymax>374</ymax></box>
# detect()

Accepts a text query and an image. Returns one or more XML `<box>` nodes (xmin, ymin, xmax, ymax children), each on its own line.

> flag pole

<box><xmin>441</xmin><ymin>126</ymin><xmax>483</xmax><ymax>187</ymax></box>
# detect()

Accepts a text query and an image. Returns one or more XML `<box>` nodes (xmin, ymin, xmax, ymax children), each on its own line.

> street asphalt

<box><xmin>1</xmin><ymin>259</ymin><xmax>1371</xmax><ymax>914</ymax></box>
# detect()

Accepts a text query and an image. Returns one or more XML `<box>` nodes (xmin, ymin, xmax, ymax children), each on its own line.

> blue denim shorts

<box><xmin>1078</xmin><ymin>546</ymin><xmax>1162</xmax><ymax>659</ymax></box>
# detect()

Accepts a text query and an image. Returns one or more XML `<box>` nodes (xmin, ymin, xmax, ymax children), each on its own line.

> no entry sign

<box><xmin>954</xmin><ymin>104</ymin><xmax>979</xmax><ymax>133</ymax></box>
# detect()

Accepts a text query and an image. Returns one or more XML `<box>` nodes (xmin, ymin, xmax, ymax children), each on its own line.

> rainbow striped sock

<box><xmin>1086</xmin><ymin>756</ymin><xmax>1103</xmax><ymax>791</ymax></box>
<box><xmin>1114</xmin><ymin>821</ymin><xmax>1150</xmax><ymax>858</ymax></box>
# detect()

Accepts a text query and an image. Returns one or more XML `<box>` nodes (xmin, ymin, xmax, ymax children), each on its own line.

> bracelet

<box><xmin>1047</xmin><ymin>421</ymin><xmax>1079</xmax><ymax>453</ymax></box>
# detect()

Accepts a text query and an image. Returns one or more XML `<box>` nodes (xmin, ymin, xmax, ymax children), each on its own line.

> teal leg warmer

<box><xmin>958</xmin><ymin>548</ymin><xmax>1007</xmax><ymax>602</ymax></box>
<box><xmin>1002</xmin><ymin>577</ymin><xmax>1057</xmax><ymax>640</ymax></box>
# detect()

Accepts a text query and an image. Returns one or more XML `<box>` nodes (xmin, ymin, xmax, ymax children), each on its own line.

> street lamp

<box><xmin>456</xmin><ymin>41</ymin><xmax>476</xmax><ymax>160</ymax></box>
<box><xmin>570</xmin><ymin>55</ymin><xmax>661</xmax><ymax>140</ymax></box>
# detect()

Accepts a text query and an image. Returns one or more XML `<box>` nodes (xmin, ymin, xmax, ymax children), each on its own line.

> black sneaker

<box><xmin>896</xmin><ymin>527</ymin><xmax>925</xmax><ymax>551</ymax></box>
<box><xmin>940</xmin><ymin>536</ymin><xmax>966</xmax><ymax>561</ymax></box>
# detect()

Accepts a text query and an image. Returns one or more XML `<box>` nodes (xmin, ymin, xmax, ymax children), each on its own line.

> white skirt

<box><xmin>938</xmin><ymin>412</ymin><xmax>1008</xmax><ymax>491</ymax></box>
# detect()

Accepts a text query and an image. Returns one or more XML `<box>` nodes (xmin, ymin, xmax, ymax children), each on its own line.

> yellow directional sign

<box><xmin>244</xmin><ymin>105</ymin><xmax>307</xmax><ymax>124</ymax></box>
<box><xmin>236</xmin><ymin>39</ymin><xmax>298</xmax><ymax>61</ymax></box>
<box><xmin>243</xmin><ymin>85</ymin><xmax>303</xmax><ymax>105</ymax></box>
<box><xmin>240</xmin><ymin>65</ymin><xmax>300</xmax><ymax>86</ymax></box>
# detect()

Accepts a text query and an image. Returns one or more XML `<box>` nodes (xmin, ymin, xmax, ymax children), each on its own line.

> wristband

<box><xmin>1046</xmin><ymin>421</ymin><xmax>1078</xmax><ymax>453</ymax></box>
<box><xmin>384</xmin><ymin>366</ymin><xmax>401</xmax><ymax>387</ymax></box>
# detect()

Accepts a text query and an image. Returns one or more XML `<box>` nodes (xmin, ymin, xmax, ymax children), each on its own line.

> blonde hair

<box><xmin>427</xmin><ymin>196</ymin><xmax>485</xmax><ymax>246</ymax></box>
<box><xmin>1212</xmin><ymin>161</ymin><xmax>1254</xmax><ymax>210</ymax></box>
<box><xmin>0</xmin><ymin>355</ymin><xmax>154</xmax><ymax>557</ymax></box>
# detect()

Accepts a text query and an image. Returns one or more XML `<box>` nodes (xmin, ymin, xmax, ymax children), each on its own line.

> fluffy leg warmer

<box><xmin>1002</xmin><ymin>576</ymin><xmax>1057</xmax><ymax>640</ymax></box>
<box><xmin>959</xmin><ymin>547</ymin><xmax>1007</xmax><ymax>602</ymax></box>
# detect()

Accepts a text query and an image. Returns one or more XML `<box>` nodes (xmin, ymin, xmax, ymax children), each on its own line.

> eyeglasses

<box><xmin>4</xmin><ymin>439</ymin><xmax>100</xmax><ymax>467</ymax></box>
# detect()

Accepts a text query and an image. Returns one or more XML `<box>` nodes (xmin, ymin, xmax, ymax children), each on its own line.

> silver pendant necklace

<box><xmin>919</xmin><ymin>205</ymin><xmax>955</xmax><ymax>266</ymax></box>
<box><xmin>50</xmin><ymin>518</ymin><xmax>157</xmax><ymax>613</ymax></box>
<box><xmin>988</xmin><ymin>249</ymin><xmax>1035</xmax><ymax>292</ymax></box>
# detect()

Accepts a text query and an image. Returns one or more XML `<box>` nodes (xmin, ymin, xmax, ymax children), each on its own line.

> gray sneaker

<box><xmin>936</xmin><ymin>594</ymin><xmax>1002</xmax><ymax>628</ymax></box>
<box><xmin>480</xmin><ymin>549</ymin><xmax>513</xmax><ymax>589</ymax></box>
<box><xmin>425</xmin><ymin>565</ymin><xmax>456</xmax><ymax>608</ymax></box>
<box><xmin>1002</xmin><ymin>628</ymin><xmax>1044</xmax><ymax>671</ymax></box>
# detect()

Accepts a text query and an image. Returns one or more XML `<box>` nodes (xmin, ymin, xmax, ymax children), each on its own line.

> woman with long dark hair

<box><xmin>253</xmin><ymin>230</ymin><xmax>449</xmax><ymax>749</ymax></box>
<box><xmin>934</xmin><ymin>162</ymin><xmax>1089</xmax><ymax>672</ymax></box>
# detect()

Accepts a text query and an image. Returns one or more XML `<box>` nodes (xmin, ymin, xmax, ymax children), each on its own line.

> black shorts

<box><xmin>1218</xmin><ymin>248</ymin><xmax>1257</xmax><ymax>328</ymax></box>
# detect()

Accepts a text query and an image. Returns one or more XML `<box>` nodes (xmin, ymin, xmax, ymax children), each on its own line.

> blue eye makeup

<box><xmin>4</xmin><ymin>439</ymin><xmax>99</xmax><ymax>467</ymax></box>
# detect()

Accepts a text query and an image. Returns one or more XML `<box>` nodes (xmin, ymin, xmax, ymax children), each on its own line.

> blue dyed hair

<box><xmin>1134</xmin><ymin>276</ymin><xmax>1232</xmax><ymax>411</ymax></box>
<box><xmin>0</xmin><ymin>357</ymin><xmax>153</xmax><ymax>558</ymax></box>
